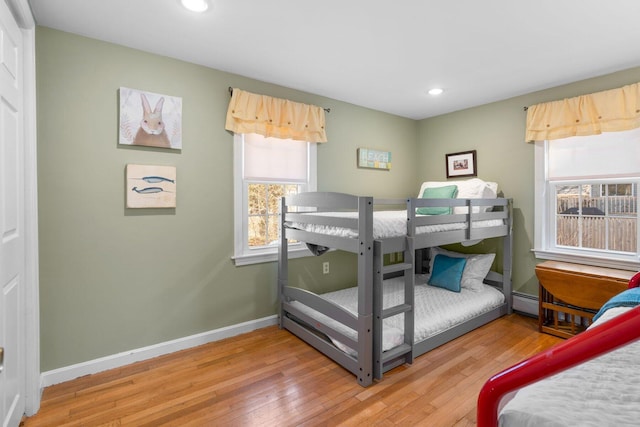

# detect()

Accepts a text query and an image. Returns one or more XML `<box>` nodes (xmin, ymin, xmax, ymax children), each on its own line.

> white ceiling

<box><xmin>28</xmin><ymin>0</ymin><xmax>640</xmax><ymax>120</ymax></box>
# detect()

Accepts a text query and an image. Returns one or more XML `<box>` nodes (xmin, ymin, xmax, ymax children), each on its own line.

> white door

<box><xmin>0</xmin><ymin>0</ymin><xmax>26</xmax><ymax>424</ymax></box>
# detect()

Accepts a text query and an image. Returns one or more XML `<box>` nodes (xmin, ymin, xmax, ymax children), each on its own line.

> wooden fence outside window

<box><xmin>556</xmin><ymin>196</ymin><xmax>637</xmax><ymax>252</ymax></box>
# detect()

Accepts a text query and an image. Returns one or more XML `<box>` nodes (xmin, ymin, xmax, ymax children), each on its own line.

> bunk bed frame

<box><xmin>278</xmin><ymin>192</ymin><xmax>513</xmax><ymax>386</ymax></box>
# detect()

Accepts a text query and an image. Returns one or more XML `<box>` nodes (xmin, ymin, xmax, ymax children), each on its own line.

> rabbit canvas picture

<box><xmin>119</xmin><ymin>87</ymin><xmax>182</xmax><ymax>149</ymax></box>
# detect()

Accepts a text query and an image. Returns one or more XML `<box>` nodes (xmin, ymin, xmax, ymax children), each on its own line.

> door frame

<box><xmin>5</xmin><ymin>0</ymin><xmax>39</xmax><ymax>416</ymax></box>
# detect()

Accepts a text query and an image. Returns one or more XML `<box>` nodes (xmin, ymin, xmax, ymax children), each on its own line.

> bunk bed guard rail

<box><xmin>477</xmin><ymin>272</ymin><xmax>640</xmax><ymax>427</ymax></box>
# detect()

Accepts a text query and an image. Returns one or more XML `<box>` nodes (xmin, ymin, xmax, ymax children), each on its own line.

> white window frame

<box><xmin>232</xmin><ymin>133</ymin><xmax>317</xmax><ymax>266</ymax></box>
<box><xmin>533</xmin><ymin>140</ymin><xmax>640</xmax><ymax>270</ymax></box>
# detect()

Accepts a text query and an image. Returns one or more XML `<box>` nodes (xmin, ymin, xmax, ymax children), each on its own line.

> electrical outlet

<box><xmin>323</xmin><ymin>262</ymin><xmax>330</xmax><ymax>274</ymax></box>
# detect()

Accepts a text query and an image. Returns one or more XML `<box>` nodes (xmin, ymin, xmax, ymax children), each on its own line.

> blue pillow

<box><xmin>593</xmin><ymin>287</ymin><xmax>640</xmax><ymax>322</ymax></box>
<box><xmin>428</xmin><ymin>254</ymin><xmax>467</xmax><ymax>292</ymax></box>
<box><xmin>417</xmin><ymin>185</ymin><xmax>458</xmax><ymax>215</ymax></box>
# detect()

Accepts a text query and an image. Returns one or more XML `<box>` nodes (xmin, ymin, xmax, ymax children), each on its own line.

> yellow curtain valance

<box><xmin>225</xmin><ymin>88</ymin><xmax>327</xmax><ymax>143</ymax></box>
<box><xmin>525</xmin><ymin>82</ymin><xmax>640</xmax><ymax>142</ymax></box>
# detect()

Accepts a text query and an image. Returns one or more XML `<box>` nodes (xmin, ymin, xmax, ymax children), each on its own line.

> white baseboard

<box><xmin>40</xmin><ymin>296</ymin><xmax>541</xmax><ymax>388</ymax></box>
<box><xmin>40</xmin><ymin>314</ymin><xmax>278</xmax><ymax>388</ymax></box>
<box><xmin>512</xmin><ymin>293</ymin><xmax>539</xmax><ymax>317</ymax></box>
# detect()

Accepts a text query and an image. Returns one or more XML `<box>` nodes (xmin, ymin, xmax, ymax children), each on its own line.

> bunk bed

<box><xmin>477</xmin><ymin>272</ymin><xmax>640</xmax><ymax>427</ymax></box>
<box><xmin>278</xmin><ymin>182</ymin><xmax>513</xmax><ymax>386</ymax></box>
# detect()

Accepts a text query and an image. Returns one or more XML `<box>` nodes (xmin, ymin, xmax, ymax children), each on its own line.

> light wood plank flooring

<box><xmin>23</xmin><ymin>314</ymin><xmax>561</xmax><ymax>426</ymax></box>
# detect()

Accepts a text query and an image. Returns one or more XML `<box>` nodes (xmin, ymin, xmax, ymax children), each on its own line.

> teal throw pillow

<box><xmin>428</xmin><ymin>254</ymin><xmax>467</xmax><ymax>292</ymax></box>
<box><xmin>417</xmin><ymin>185</ymin><xmax>458</xmax><ymax>215</ymax></box>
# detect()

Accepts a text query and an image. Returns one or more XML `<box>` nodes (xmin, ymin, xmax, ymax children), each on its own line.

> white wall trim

<box><xmin>39</xmin><ymin>298</ymin><xmax>542</xmax><ymax>388</ymax></box>
<box><xmin>6</xmin><ymin>0</ymin><xmax>41</xmax><ymax>416</ymax></box>
<box><xmin>512</xmin><ymin>293</ymin><xmax>539</xmax><ymax>317</ymax></box>
<box><xmin>40</xmin><ymin>315</ymin><xmax>278</xmax><ymax>388</ymax></box>
<box><xmin>23</xmin><ymin>26</ymin><xmax>40</xmax><ymax>416</ymax></box>
<box><xmin>6</xmin><ymin>0</ymin><xmax>35</xmax><ymax>28</ymax></box>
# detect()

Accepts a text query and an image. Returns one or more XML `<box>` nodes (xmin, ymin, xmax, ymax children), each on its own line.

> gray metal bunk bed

<box><xmin>278</xmin><ymin>191</ymin><xmax>513</xmax><ymax>386</ymax></box>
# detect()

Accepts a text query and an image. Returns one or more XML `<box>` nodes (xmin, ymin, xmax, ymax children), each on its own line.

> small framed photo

<box><xmin>357</xmin><ymin>148</ymin><xmax>391</xmax><ymax>170</ymax></box>
<box><xmin>446</xmin><ymin>150</ymin><xmax>477</xmax><ymax>178</ymax></box>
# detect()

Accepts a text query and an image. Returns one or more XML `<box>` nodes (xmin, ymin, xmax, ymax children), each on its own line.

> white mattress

<box><xmin>290</xmin><ymin>274</ymin><xmax>505</xmax><ymax>356</ymax></box>
<box><xmin>289</xmin><ymin>210</ymin><xmax>504</xmax><ymax>239</ymax></box>
<box><xmin>498</xmin><ymin>306</ymin><xmax>640</xmax><ymax>427</ymax></box>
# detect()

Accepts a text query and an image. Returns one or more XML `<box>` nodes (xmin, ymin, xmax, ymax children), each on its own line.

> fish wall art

<box><xmin>126</xmin><ymin>164</ymin><xmax>176</xmax><ymax>208</ymax></box>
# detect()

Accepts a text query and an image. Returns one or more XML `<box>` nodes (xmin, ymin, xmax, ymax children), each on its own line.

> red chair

<box><xmin>628</xmin><ymin>271</ymin><xmax>640</xmax><ymax>289</ymax></box>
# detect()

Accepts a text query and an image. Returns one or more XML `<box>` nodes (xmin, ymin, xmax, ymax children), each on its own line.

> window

<box><xmin>233</xmin><ymin>133</ymin><xmax>317</xmax><ymax>265</ymax></box>
<box><xmin>534</xmin><ymin>128</ymin><xmax>640</xmax><ymax>269</ymax></box>
<box><xmin>554</xmin><ymin>183</ymin><xmax>636</xmax><ymax>252</ymax></box>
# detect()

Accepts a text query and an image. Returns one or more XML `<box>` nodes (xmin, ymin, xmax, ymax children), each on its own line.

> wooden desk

<box><xmin>536</xmin><ymin>261</ymin><xmax>634</xmax><ymax>339</ymax></box>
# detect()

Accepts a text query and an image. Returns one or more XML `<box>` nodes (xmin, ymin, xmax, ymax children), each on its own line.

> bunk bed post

<box><xmin>357</xmin><ymin>196</ymin><xmax>374</xmax><ymax>386</ymax></box>
<box><xmin>465</xmin><ymin>199</ymin><xmax>472</xmax><ymax>241</ymax></box>
<box><xmin>373</xmin><ymin>240</ymin><xmax>384</xmax><ymax>380</ymax></box>
<box><xmin>406</xmin><ymin>198</ymin><xmax>416</xmax><ymax>237</ymax></box>
<box><xmin>409</xmin><ymin>199</ymin><xmax>425</xmax><ymax>275</ymax></box>
<box><xmin>503</xmin><ymin>199</ymin><xmax>513</xmax><ymax>313</ymax></box>
<box><xmin>278</xmin><ymin>196</ymin><xmax>289</xmax><ymax>328</ymax></box>
<box><xmin>404</xmin><ymin>198</ymin><xmax>416</xmax><ymax>363</ymax></box>
<box><xmin>404</xmin><ymin>235</ymin><xmax>415</xmax><ymax>363</ymax></box>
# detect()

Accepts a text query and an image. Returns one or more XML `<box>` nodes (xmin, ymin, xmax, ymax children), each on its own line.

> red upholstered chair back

<box><xmin>628</xmin><ymin>271</ymin><xmax>640</xmax><ymax>288</ymax></box>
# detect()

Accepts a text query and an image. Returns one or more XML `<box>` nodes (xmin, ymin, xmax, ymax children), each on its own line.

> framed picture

<box><xmin>357</xmin><ymin>148</ymin><xmax>391</xmax><ymax>170</ymax></box>
<box><xmin>446</xmin><ymin>150</ymin><xmax>477</xmax><ymax>178</ymax></box>
<box><xmin>119</xmin><ymin>87</ymin><xmax>182</xmax><ymax>150</ymax></box>
<box><xmin>126</xmin><ymin>164</ymin><xmax>176</xmax><ymax>208</ymax></box>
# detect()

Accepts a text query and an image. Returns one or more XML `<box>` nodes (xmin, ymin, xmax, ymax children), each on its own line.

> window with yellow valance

<box><xmin>525</xmin><ymin>82</ymin><xmax>640</xmax><ymax>142</ymax></box>
<box><xmin>225</xmin><ymin>88</ymin><xmax>327</xmax><ymax>143</ymax></box>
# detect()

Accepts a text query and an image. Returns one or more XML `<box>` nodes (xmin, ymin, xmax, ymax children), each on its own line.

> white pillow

<box><xmin>417</xmin><ymin>178</ymin><xmax>498</xmax><ymax>214</ymax></box>
<box><xmin>425</xmin><ymin>247</ymin><xmax>496</xmax><ymax>292</ymax></box>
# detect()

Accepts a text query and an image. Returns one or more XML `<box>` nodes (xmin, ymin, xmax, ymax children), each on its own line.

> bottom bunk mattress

<box><xmin>288</xmin><ymin>274</ymin><xmax>505</xmax><ymax>356</ymax></box>
<box><xmin>498</xmin><ymin>306</ymin><xmax>640</xmax><ymax>427</ymax></box>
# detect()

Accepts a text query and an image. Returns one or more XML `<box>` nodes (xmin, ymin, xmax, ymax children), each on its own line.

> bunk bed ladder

<box><xmin>373</xmin><ymin>237</ymin><xmax>415</xmax><ymax>379</ymax></box>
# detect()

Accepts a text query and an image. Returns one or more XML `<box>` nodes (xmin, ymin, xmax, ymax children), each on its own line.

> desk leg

<box><xmin>538</xmin><ymin>283</ymin><xmax>544</xmax><ymax>332</ymax></box>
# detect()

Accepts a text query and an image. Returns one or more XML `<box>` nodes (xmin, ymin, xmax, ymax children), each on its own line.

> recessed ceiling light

<box><xmin>181</xmin><ymin>0</ymin><xmax>209</xmax><ymax>12</ymax></box>
<box><xmin>428</xmin><ymin>88</ymin><xmax>444</xmax><ymax>96</ymax></box>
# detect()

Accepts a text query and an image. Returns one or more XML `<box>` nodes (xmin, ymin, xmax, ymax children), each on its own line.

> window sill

<box><xmin>233</xmin><ymin>245</ymin><xmax>313</xmax><ymax>266</ymax></box>
<box><xmin>533</xmin><ymin>249</ymin><xmax>640</xmax><ymax>272</ymax></box>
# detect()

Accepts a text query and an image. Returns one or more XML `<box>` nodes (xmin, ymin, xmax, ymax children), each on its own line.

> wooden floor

<box><xmin>23</xmin><ymin>314</ymin><xmax>561</xmax><ymax>426</ymax></box>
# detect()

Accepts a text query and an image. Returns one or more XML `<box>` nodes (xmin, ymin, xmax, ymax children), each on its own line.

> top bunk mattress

<box><xmin>289</xmin><ymin>274</ymin><xmax>505</xmax><ymax>356</ymax></box>
<box><xmin>498</xmin><ymin>306</ymin><xmax>640</xmax><ymax>426</ymax></box>
<box><xmin>288</xmin><ymin>210</ymin><xmax>504</xmax><ymax>240</ymax></box>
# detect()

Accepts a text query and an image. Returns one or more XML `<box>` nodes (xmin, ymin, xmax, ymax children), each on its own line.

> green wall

<box><xmin>417</xmin><ymin>67</ymin><xmax>640</xmax><ymax>295</ymax></box>
<box><xmin>36</xmin><ymin>27</ymin><xmax>418</xmax><ymax>371</ymax></box>
<box><xmin>36</xmin><ymin>25</ymin><xmax>640</xmax><ymax>372</ymax></box>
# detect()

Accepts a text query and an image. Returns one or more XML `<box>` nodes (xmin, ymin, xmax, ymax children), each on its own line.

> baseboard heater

<box><xmin>512</xmin><ymin>292</ymin><xmax>538</xmax><ymax>317</ymax></box>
